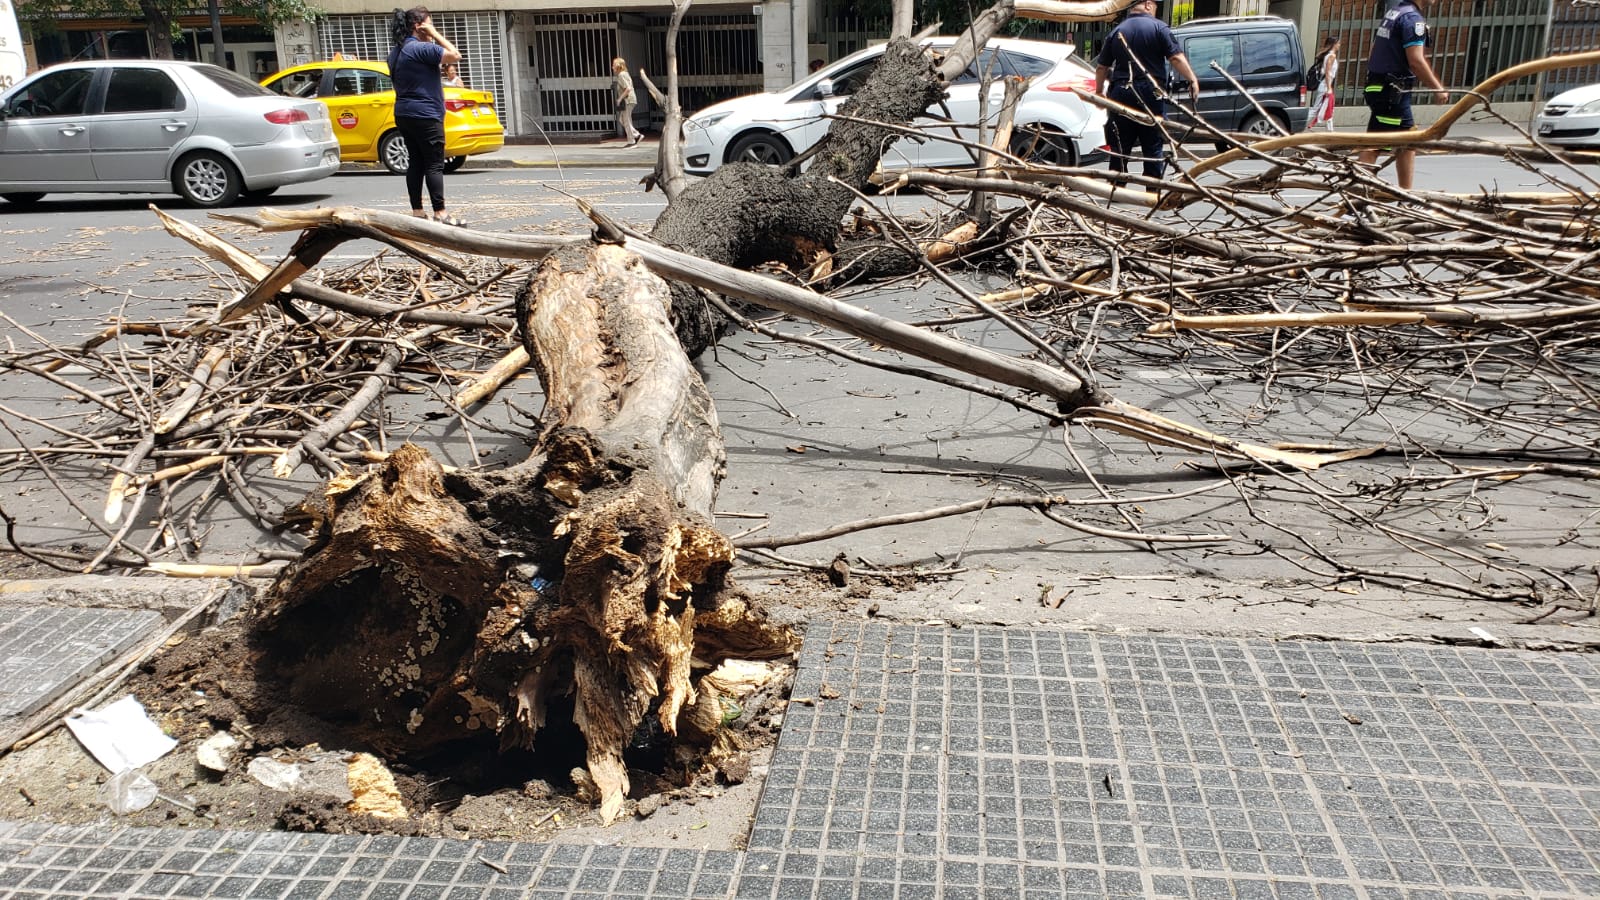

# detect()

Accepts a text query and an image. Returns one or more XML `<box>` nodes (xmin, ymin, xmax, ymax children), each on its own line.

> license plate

<box><xmin>1538</xmin><ymin>123</ymin><xmax>1552</xmax><ymax>135</ymax></box>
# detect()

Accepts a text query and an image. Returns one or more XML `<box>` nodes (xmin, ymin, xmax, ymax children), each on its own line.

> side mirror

<box><xmin>817</xmin><ymin>78</ymin><xmax>834</xmax><ymax>98</ymax></box>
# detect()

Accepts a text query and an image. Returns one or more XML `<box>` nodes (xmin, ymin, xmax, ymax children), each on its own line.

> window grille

<box><xmin>318</xmin><ymin>12</ymin><xmax>508</xmax><ymax>120</ymax></box>
<box><xmin>528</xmin><ymin>12</ymin><xmax>619</xmax><ymax>134</ymax></box>
<box><xmin>1316</xmin><ymin>0</ymin><xmax>1593</xmax><ymax>106</ymax></box>
<box><xmin>644</xmin><ymin>13</ymin><xmax>761</xmax><ymax>122</ymax></box>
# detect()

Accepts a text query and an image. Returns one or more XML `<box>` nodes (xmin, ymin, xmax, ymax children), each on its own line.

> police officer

<box><xmin>1094</xmin><ymin>0</ymin><xmax>1199</xmax><ymax>180</ymax></box>
<box><xmin>1357</xmin><ymin>0</ymin><xmax>1448</xmax><ymax>189</ymax></box>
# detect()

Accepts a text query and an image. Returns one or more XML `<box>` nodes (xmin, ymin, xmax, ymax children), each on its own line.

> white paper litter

<box><xmin>64</xmin><ymin>695</ymin><xmax>177</xmax><ymax>773</ymax></box>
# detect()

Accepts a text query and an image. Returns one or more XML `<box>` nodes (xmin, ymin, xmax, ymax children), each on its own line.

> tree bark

<box><xmin>890</xmin><ymin>0</ymin><xmax>915</xmax><ymax>39</ymax></box>
<box><xmin>249</xmin><ymin>243</ymin><xmax>793</xmax><ymax>823</ymax></box>
<box><xmin>208</xmin><ymin>0</ymin><xmax>227</xmax><ymax>69</ymax></box>
<box><xmin>138</xmin><ymin>0</ymin><xmax>175</xmax><ymax>59</ymax></box>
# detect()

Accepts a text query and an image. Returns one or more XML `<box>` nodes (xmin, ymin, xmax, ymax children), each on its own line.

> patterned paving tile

<box><xmin>0</xmin><ymin>825</ymin><xmax>739</xmax><ymax>900</ymax></box>
<box><xmin>763</xmin><ymin>623</ymin><xmax>1600</xmax><ymax>898</ymax></box>
<box><xmin>1</xmin><ymin>624</ymin><xmax>1596</xmax><ymax>899</ymax></box>
<box><xmin>0</xmin><ymin>605</ymin><xmax>163</xmax><ymax>719</ymax></box>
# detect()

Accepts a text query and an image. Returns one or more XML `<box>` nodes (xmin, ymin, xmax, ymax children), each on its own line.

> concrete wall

<box><xmin>758</xmin><ymin>0</ymin><xmax>795</xmax><ymax>91</ymax></box>
<box><xmin>275</xmin><ymin>17</ymin><xmax>319</xmax><ymax>69</ymax></box>
<box><xmin>1273</xmin><ymin>0</ymin><xmax>1324</xmax><ymax>64</ymax></box>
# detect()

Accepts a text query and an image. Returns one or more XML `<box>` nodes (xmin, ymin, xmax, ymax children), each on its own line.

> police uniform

<box><xmin>1364</xmin><ymin>1</ymin><xmax>1429</xmax><ymax>132</ymax></box>
<box><xmin>1096</xmin><ymin>4</ymin><xmax>1182</xmax><ymax>178</ymax></box>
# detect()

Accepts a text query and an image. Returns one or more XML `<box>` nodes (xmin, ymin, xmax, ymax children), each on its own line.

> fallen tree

<box><xmin>224</xmin><ymin>0</ymin><xmax>1147</xmax><ymax>821</ymax></box>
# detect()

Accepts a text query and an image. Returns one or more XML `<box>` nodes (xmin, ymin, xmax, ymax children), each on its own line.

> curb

<box><xmin>473</xmin><ymin>157</ymin><xmax>655</xmax><ymax>169</ymax></box>
<box><xmin>338</xmin><ymin>150</ymin><xmax>657</xmax><ymax>173</ymax></box>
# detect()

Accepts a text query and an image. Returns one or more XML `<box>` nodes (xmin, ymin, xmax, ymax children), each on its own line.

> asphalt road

<box><xmin>0</xmin><ymin>164</ymin><xmax>667</xmax><ymax>330</ymax></box>
<box><xmin>1</xmin><ymin>156</ymin><xmax>1594</xmax><ymax>646</ymax></box>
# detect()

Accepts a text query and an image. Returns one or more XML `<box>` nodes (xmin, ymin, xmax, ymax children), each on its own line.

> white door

<box><xmin>914</xmin><ymin>48</ymin><xmax>1005</xmax><ymax>167</ymax></box>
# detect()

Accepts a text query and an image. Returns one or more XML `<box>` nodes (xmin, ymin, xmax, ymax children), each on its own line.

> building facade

<box><xmin>15</xmin><ymin>1</ymin><xmax>1600</xmax><ymax>138</ymax></box>
<box><xmin>275</xmin><ymin>0</ymin><xmax>801</xmax><ymax>139</ymax></box>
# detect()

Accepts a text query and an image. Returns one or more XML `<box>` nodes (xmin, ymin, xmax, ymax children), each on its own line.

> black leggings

<box><xmin>396</xmin><ymin>115</ymin><xmax>446</xmax><ymax>213</ymax></box>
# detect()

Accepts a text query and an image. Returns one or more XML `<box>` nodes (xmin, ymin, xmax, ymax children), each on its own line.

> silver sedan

<box><xmin>0</xmin><ymin>59</ymin><xmax>340</xmax><ymax>208</ymax></box>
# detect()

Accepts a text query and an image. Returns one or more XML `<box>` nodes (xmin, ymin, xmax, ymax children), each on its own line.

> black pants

<box><xmin>1106</xmin><ymin>85</ymin><xmax>1167</xmax><ymax>179</ymax></box>
<box><xmin>396</xmin><ymin>115</ymin><xmax>446</xmax><ymax>213</ymax></box>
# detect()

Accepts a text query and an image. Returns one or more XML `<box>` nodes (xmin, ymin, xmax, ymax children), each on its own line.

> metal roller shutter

<box><xmin>318</xmin><ymin>12</ymin><xmax>507</xmax><ymax>119</ymax></box>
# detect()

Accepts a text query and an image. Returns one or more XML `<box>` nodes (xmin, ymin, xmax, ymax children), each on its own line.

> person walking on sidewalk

<box><xmin>1094</xmin><ymin>0</ymin><xmax>1199</xmax><ymax>181</ymax></box>
<box><xmin>388</xmin><ymin>6</ymin><xmax>464</xmax><ymax>225</ymax></box>
<box><xmin>1307</xmin><ymin>35</ymin><xmax>1339</xmax><ymax>132</ymax></box>
<box><xmin>1357</xmin><ymin>0</ymin><xmax>1447</xmax><ymax>190</ymax></box>
<box><xmin>612</xmin><ymin>57</ymin><xmax>642</xmax><ymax>147</ymax></box>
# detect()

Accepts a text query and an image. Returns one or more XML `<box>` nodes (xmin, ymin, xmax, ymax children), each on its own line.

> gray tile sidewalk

<box><xmin>0</xmin><ymin>605</ymin><xmax>163</xmax><ymax>723</ymax></box>
<box><xmin>0</xmin><ymin>623</ymin><xmax>1595</xmax><ymax>898</ymax></box>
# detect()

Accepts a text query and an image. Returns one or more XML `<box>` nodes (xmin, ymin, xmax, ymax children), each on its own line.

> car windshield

<box><xmin>194</xmin><ymin>64</ymin><xmax>275</xmax><ymax>97</ymax></box>
<box><xmin>794</xmin><ymin>41</ymin><xmax>957</xmax><ymax>93</ymax></box>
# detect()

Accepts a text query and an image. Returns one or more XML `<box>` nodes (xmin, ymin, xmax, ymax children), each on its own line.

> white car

<box><xmin>683</xmin><ymin>37</ymin><xmax>1105</xmax><ymax>175</ymax></box>
<box><xmin>1535</xmin><ymin>83</ymin><xmax>1600</xmax><ymax>148</ymax></box>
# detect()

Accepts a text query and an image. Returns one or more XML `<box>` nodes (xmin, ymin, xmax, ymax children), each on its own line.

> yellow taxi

<box><xmin>262</xmin><ymin>58</ymin><xmax>504</xmax><ymax>174</ymax></box>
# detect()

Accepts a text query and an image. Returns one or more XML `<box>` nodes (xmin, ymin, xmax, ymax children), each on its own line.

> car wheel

<box><xmin>1</xmin><ymin>193</ymin><xmax>46</xmax><ymax>206</ymax></box>
<box><xmin>174</xmin><ymin>151</ymin><xmax>242</xmax><ymax>208</ymax></box>
<box><xmin>379</xmin><ymin>131</ymin><xmax>409</xmax><ymax>175</ymax></box>
<box><xmin>1010</xmin><ymin>125</ymin><xmax>1078</xmax><ymax>167</ymax></box>
<box><xmin>726</xmin><ymin>132</ymin><xmax>793</xmax><ymax>167</ymax></box>
<box><xmin>1239</xmin><ymin>113</ymin><xmax>1285</xmax><ymax>139</ymax></box>
<box><xmin>443</xmin><ymin>155</ymin><xmax>467</xmax><ymax>173</ymax></box>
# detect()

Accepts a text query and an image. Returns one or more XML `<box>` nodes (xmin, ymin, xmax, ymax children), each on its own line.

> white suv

<box><xmin>682</xmin><ymin>37</ymin><xmax>1105</xmax><ymax>175</ymax></box>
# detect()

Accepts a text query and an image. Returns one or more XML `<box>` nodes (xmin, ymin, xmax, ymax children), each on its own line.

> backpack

<box><xmin>1305</xmin><ymin>58</ymin><xmax>1325</xmax><ymax>91</ymax></box>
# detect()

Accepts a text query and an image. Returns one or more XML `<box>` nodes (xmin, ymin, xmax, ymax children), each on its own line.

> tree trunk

<box><xmin>208</xmin><ymin>0</ymin><xmax>227</xmax><ymax>69</ymax></box>
<box><xmin>650</xmin><ymin>37</ymin><xmax>952</xmax><ymax>356</ymax></box>
<box><xmin>248</xmin><ymin>244</ymin><xmax>794</xmax><ymax>822</ymax></box>
<box><xmin>139</xmin><ymin>0</ymin><xmax>175</xmax><ymax>59</ymax></box>
<box><xmin>890</xmin><ymin>0</ymin><xmax>915</xmax><ymax>39</ymax></box>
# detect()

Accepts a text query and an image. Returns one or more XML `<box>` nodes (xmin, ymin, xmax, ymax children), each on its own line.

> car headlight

<box><xmin>1573</xmin><ymin>98</ymin><xmax>1600</xmax><ymax>116</ymax></box>
<box><xmin>688</xmin><ymin>112</ymin><xmax>731</xmax><ymax>132</ymax></box>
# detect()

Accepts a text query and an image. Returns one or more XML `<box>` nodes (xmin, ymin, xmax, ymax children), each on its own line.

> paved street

<box><xmin>2</xmin><ymin>140</ymin><xmax>1595</xmax><ymax>638</ymax></box>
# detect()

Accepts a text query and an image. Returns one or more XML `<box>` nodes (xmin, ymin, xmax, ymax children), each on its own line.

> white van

<box><xmin>0</xmin><ymin>0</ymin><xmax>25</xmax><ymax>91</ymax></box>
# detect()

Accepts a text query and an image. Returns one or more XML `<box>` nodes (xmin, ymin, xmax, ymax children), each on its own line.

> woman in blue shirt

<box><xmin>388</xmin><ymin>7</ymin><xmax>462</xmax><ymax>225</ymax></box>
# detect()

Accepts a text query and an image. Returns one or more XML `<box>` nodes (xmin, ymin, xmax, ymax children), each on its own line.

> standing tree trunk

<box><xmin>139</xmin><ymin>0</ymin><xmax>175</xmax><ymax>59</ymax></box>
<box><xmin>891</xmin><ymin>0</ymin><xmax>916</xmax><ymax>39</ymax></box>
<box><xmin>208</xmin><ymin>0</ymin><xmax>227</xmax><ymax>69</ymax></box>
